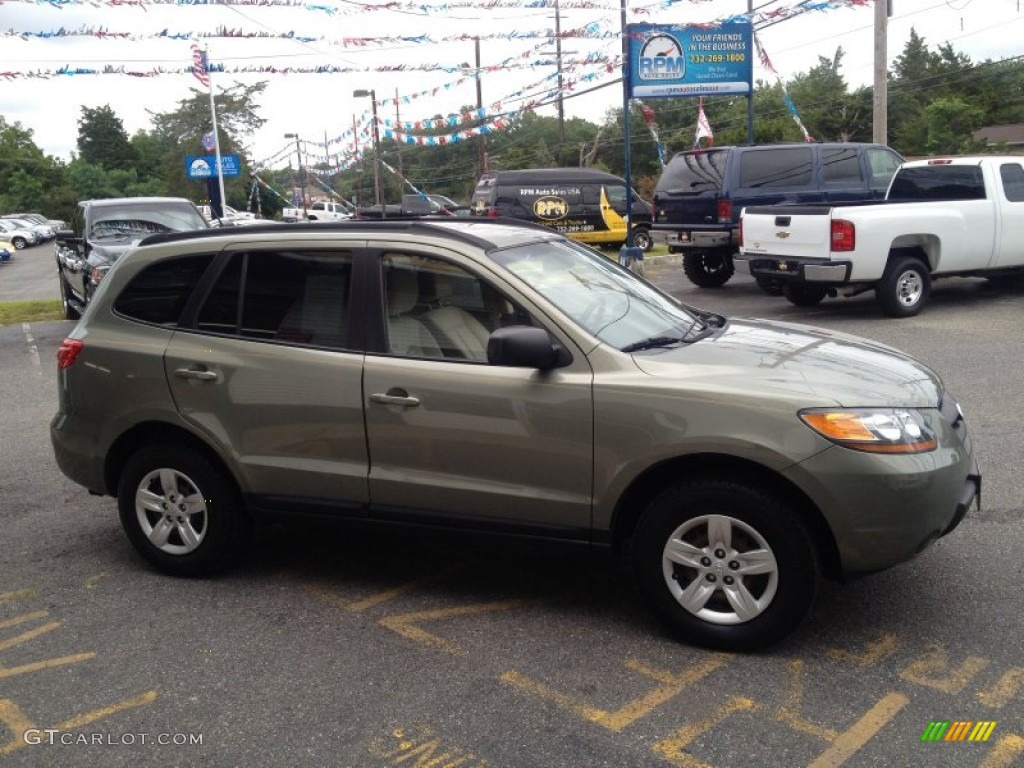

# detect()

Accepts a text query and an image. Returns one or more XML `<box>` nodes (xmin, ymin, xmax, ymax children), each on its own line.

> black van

<box><xmin>652</xmin><ymin>143</ymin><xmax>903</xmax><ymax>288</ymax></box>
<box><xmin>471</xmin><ymin>168</ymin><xmax>654</xmax><ymax>251</ymax></box>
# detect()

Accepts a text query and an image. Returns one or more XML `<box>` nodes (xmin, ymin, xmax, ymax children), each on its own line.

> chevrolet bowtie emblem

<box><xmin>775</xmin><ymin>231</ymin><xmax>791</xmax><ymax>239</ymax></box>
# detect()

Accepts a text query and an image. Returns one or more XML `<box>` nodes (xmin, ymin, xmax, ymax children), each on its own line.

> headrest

<box><xmin>387</xmin><ymin>269</ymin><xmax>419</xmax><ymax>316</ymax></box>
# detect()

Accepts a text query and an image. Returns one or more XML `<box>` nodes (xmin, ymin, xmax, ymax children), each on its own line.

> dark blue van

<box><xmin>652</xmin><ymin>143</ymin><xmax>903</xmax><ymax>289</ymax></box>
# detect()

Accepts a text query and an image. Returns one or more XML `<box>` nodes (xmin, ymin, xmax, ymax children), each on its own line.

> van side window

<box><xmin>822</xmin><ymin>148</ymin><xmax>863</xmax><ymax>184</ymax></box>
<box><xmin>739</xmin><ymin>148</ymin><xmax>812</xmax><ymax>188</ymax></box>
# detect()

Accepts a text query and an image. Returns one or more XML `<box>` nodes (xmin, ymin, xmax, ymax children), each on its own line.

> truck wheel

<box><xmin>631</xmin><ymin>479</ymin><xmax>818</xmax><ymax>651</ymax></box>
<box><xmin>632</xmin><ymin>228</ymin><xmax>653</xmax><ymax>252</ymax></box>
<box><xmin>683</xmin><ymin>250</ymin><xmax>735</xmax><ymax>288</ymax></box>
<box><xmin>59</xmin><ymin>276</ymin><xmax>81</xmax><ymax>320</ymax></box>
<box><xmin>876</xmin><ymin>255</ymin><xmax>930</xmax><ymax>317</ymax></box>
<box><xmin>755</xmin><ymin>277</ymin><xmax>785</xmax><ymax>296</ymax></box>
<box><xmin>783</xmin><ymin>283</ymin><xmax>828</xmax><ymax>307</ymax></box>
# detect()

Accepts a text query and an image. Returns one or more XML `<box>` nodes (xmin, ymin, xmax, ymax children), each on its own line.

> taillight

<box><xmin>831</xmin><ymin>220</ymin><xmax>856</xmax><ymax>252</ymax></box>
<box><xmin>486</xmin><ymin>207</ymin><xmax>499</xmax><ymax>219</ymax></box>
<box><xmin>716</xmin><ymin>199</ymin><xmax>732</xmax><ymax>224</ymax></box>
<box><xmin>57</xmin><ymin>338</ymin><xmax>83</xmax><ymax>369</ymax></box>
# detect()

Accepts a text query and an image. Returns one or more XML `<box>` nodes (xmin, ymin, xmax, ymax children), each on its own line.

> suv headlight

<box><xmin>799</xmin><ymin>408</ymin><xmax>937</xmax><ymax>454</ymax></box>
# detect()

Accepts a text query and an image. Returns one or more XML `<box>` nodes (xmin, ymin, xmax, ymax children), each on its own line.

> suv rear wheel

<box><xmin>683</xmin><ymin>249</ymin><xmax>735</xmax><ymax>288</ymax></box>
<box><xmin>118</xmin><ymin>445</ymin><xmax>248</xmax><ymax>577</ymax></box>
<box><xmin>631</xmin><ymin>479</ymin><xmax>818</xmax><ymax>651</ymax></box>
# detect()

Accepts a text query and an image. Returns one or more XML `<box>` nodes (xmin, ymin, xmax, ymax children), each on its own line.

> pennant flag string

<box><xmin>753</xmin><ymin>32</ymin><xmax>815</xmax><ymax>141</ymax></box>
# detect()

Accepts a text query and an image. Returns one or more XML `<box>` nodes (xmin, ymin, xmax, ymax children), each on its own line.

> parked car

<box><xmin>471</xmin><ymin>168</ymin><xmax>654</xmax><ymax>251</ymax></box>
<box><xmin>4</xmin><ymin>216</ymin><xmax>54</xmax><ymax>242</ymax></box>
<box><xmin>50</xmin><ymin>219</ymin><xmax>979</xmax><ymax>651</ymax></box>
<box><xmin>3</xmin><ymin>212</ymin><xmax>65</xmax><ymax>231</ymax></box>
<box><xmin>738</xmin><ymin>156</ymin><xmax>1024</xmax><ymax>316</ymax></box>
<box><xmin>0</xmin><ymin>219</ymin><xmax>39</xmax><ymax>249</ymax></box>
<box><xmin>652</xmin><ymin>143</ymin><xmax>904</xmax><ymax>289</ymax></box>
<box><xmin>54</xmin><ymin>197</ymin><xmax>209</xmax><ymax>319</ymax></box>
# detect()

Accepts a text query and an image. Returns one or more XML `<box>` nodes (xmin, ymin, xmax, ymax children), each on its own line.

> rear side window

<box><xmin>739</xmin><ymin>148</ymin><xmax>813</xmax><ymax>188</ymax></box>
<box><xmin>888</xmin><ymin>166</ymin><xmax>986</xmax><ymax>201</ymax></box>
<box><xmin>999</xmin><ymin>163</ymin><xmax>1024</xmax><ymax>202</ymax></box>
<box><xmin>821</xmin><ymin>148</ymin><xmax>864</xmax><ymax>184</ymax></box>
<box><xmin>656</xmin><ymin>151</ymin><xmax>727</xmax><ymax>192</ymax></box>
<box><xmin>113</xmin><ymin>254</ymin><xmax>213</xmax><ymax>326</ymax></box>
<box><xmin>196</xmin><ymin>251</ymin><xmax>354</xmax><ymax>349</ymax></box>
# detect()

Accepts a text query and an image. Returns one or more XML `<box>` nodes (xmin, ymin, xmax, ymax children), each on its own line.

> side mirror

<box><xmin>487</xmin><ymin>326</ymin><xmax>571</xmax><ymax>370</ymax></box>
<box><xmin>55</xmin><ymin>228</ymin><xmax>80</xmax><ymax>244</ymax></box>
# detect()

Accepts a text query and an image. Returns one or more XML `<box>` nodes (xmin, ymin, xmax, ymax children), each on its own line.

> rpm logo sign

<box><xmin>639</xmin><ymin>34</ymin><xmax>684</xmax><ymax>81</ymax></box>
<box><xmin>533</xmin><ymin>197</ymin><xmax>568</xmax><ymax>220</ymax></box>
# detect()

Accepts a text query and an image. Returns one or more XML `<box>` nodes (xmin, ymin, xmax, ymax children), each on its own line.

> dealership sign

<box><xmin>626</xmin><ymin>22</ymin><xmax>753</xmax><ymax>99</ymax></box>
<box><xmin>185</xmin><ymin>154</ymin><xmax>241</xmax><ymax>179</ymax></box>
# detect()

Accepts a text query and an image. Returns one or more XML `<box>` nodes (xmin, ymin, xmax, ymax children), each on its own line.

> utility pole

<box><xmin>395</xmin><ymin>88</ymin><xmax>403</xmax><ymax>178</ymax></box>
<box><xmin>475</xmin><ymin>37</ymin><xmax>487</xmax><ymax>176</ymax></box>
<box><xmin>873</xmin><ymin>0</ymin><xmax>889</xmax><ymax>144</ymax></box>
<box><xmin>554</xmin><ymin>0</ymin><xmax>565</xmax><ymax>165</ymax></box>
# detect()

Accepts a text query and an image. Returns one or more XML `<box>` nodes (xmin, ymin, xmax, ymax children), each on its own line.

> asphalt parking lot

<box><xmin>1</xmin><ymin>248</ymin><xmax>1022</xmax><ymax>767</ymax></box>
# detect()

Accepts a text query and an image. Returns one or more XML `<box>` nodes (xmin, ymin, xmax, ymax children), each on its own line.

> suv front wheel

<box><xmin>683</xmin><ymin>249</ymin><xmax>735</xmax><ymax>288</ymax></box>
<box><xmin>631</xmin><ymin>479</ymin><xmax>818</xmax><ymax>652</ymax></box>
<box><xmin>118</xmin><ymin>445</ymin><xmax>248</xmax><ymax>577</ymax></box>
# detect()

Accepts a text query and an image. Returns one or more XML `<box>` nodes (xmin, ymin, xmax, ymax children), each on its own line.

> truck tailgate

<box><xmin>741</xmin><ymin>205</ymin><xmax>834</xmax><ymax>259</ymax></box>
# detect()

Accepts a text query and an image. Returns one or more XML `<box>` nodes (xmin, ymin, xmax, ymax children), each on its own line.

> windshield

<box><xmin>89</xmin><ymin>202</ymin><xmax>207</xmax><ymax>240</ymax></box>
<box><xmin>490</xmin><ymin>239</ymin><xmax>706</xmax><ymax>350</ymax></box>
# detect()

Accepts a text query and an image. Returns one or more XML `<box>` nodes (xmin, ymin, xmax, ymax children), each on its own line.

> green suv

<box><xmin>51</xmin><ymin>220</ymin><xmax>980</xmax><ymax>651</ymax></box>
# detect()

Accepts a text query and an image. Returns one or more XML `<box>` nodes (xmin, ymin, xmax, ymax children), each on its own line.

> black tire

<box><xmin>117</xmin><ymin>445</ymin><xmax>248</xmax><ymax>577</ymax></box>
<box><xmin>12</xmin><ymin>237</ymin><xmax>27</xmax><ymax>250</ymax></box>
<box><xmin>632</xmin><ymin>228</ymin><xmax>654</xmax><ymax>252</ymax></box>
<box><xmin>755</xmin><ymin>277</ymin><xmax>785</xmax><ymax>296</ymax></box>
<box><xmin>876</xmin><ymin>254</ymin><xmax>931</xmax><ymax>317</ymax></box>
<box><xmin>683</xmin><ymin>249</ymin><xmax>735</xmax><ymax>288</ymax></box>
<box><xmin>631</xmin><ymin>479</ymin><xmax>819</xmax><ymax>652</ymax></box>
<box><xmin>59</xmin><ymin>276</ymin><xmax>80</xmax><ymax>320</ymax></box>
<box><xmin>783</xmin><ymin>283</ymin><xmax>828</xmax><ymax>307</ymax></box>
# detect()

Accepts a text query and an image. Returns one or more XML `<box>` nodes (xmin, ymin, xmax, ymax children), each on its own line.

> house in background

<box><xmin>972</xmin><ymin>124</ymin><xmax>1024</xmax><ymax>152</ymax></box>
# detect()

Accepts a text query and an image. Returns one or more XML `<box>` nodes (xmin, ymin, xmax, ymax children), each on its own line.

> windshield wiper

<box><xmin>620</xmin><ymin>335</ymin><xmax>688</xmax><ymax>353</ymax></box>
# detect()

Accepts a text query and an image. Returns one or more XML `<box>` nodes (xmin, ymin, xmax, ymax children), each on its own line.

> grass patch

<box><xmin>0</xmin><ymin>299</ymin><xmax>64</xmax><ymax>325</ymax></box>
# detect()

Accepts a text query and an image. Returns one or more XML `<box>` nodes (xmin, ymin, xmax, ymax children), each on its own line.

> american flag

<box><xmin>191</xmin><ymin>43</ymin><xmax>210</xmax><ymax>88</ymax></box>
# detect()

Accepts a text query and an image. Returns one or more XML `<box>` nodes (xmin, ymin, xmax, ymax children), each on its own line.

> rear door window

<box><xmin>888</xmin><ymin>166</ymin><xmax>987</xmax><ymax>201</ymax></box>
<box><xmin>739</xmin><ymin>148</ymin><xmax>813</xmax><ymax>188</ymax></box>
<box><xmin>821</xmin><ymin>148</ymin><xmax>864</xmax><ymax>185</ymax></box>
<box><xmin>195</xmin><ymin>250</ymin><xmax>354</xmax><ymax>349</ymax></box>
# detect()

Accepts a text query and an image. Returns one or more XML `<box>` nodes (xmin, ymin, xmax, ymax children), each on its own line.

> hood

<box><xmin>88</xmin><ymin>239</ymin><xmax>139</xmax><ymax>267</ymax></box>
<box><xmin>632</xmin><ymin>317</ymin><xmax>942</xmax><ymax>408</ymax></box>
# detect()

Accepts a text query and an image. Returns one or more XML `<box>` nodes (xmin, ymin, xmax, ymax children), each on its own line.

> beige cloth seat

<box><xmin>422</xmin><ymin>273</ymin><xmax>494</xmax><ymax>361</ymax></box>
<box><xmin>386</xmin><ymin>268</ymin><xmax>442</xmax><ymax>357</ymax></box>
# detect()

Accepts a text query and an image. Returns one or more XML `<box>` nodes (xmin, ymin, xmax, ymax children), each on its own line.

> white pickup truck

<box><xmin>282</xmin><ymin>200</ymin><xmax>352</xmax><ymax>222</ymax></box>
<box><xmin>736</xmin><ymin>156</ymin><xmax>1024</xmax><ymax>316</ymax></box>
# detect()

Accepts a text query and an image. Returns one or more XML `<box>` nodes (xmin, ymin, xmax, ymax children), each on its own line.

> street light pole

<box><xmin>354</xmin><ymin>89</ymin><xmax>384</xmax><ymax>218</ymax></box>
<box><xmin>284</xmin><ymin>132</ymin><xmax>307</xmax><ymax>219</ymax></box>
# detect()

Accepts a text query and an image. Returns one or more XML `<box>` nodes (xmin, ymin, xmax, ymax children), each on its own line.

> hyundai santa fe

<box><xmin>50</xmin><ymin>219</ymin><xmax>980</xmax><ymax>651</ymax></box>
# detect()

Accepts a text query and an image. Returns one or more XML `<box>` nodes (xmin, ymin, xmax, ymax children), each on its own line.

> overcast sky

<box><xmin>2</xmin><ymin>0</ymin><xmax>1021</xmax><ymax>168</ymax></box>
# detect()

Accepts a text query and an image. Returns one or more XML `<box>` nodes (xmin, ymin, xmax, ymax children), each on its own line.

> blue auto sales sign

<box><xmin>626</xmin><ymin>22</ymin><xmax>753</xmax><ymax>99</ymax></box>
<box><xmin>185</xmin><ymin>154</ymin><xmax>241</xmax><ymax>179</ymax></box>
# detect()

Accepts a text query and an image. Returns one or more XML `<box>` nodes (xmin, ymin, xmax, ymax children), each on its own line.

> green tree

<box><xmin>77</xmin><ymin>105</ymin><xmax>137</xmax><ymax>171</ymax></box>
<box><xmin>0</xmin><ymin>118</ymin><xmax>69</xmax><ymax>219</ymax></box>
<box><xmin>923</xmin><ymin>97</ymin><xmax>986</xmax><ymax>155</ymax></box>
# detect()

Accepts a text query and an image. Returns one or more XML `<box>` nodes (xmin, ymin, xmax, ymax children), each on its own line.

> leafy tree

<box><xmin>77</xmin><ymin>105</ymin><xmax>137</xmax><ymax>171</ymax></box>
<box><xmin>923</xmin><ymin>97</ymin><xmax>987</xmax><ymax>155</ymax></box>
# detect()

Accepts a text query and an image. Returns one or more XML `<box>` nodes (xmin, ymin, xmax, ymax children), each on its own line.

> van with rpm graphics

<box><xmin>471</xmin><ymin>168</ymin><xmax>654</xmax><ymax>251</ymax></box>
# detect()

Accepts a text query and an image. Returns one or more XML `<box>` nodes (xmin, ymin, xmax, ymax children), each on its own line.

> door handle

<box><xmin>174</xmin><ymin>367</ymin><xmax>219</xmax><ymax>381</ymax></box>
<box><xmin>370</xmin><ymin>392</ymin><xmax>421</xmax><ymax>407</ymax></box>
